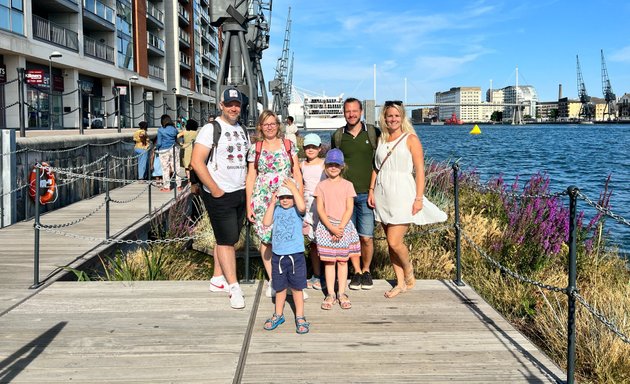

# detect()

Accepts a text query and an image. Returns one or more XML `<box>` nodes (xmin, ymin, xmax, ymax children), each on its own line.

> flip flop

<box><xmin>384</xmin><ymin>285</ymin><xmax>407</xmax><ymax>299</ymax></box>
<box><xmin>338</xmin><ymin>293</ymin><xmax>352</xmax><ymax>309</ymax></box>
<box><xmin>321</xmin><ymin>294</ymin><xmax>336</xmax><ymax>310</ymax></box>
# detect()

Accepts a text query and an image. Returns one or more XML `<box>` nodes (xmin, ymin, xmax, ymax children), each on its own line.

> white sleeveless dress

<box><xmin>374</xmin><ymin>134</ymin><xmax>447</xmax><ymax>225</ymax></box>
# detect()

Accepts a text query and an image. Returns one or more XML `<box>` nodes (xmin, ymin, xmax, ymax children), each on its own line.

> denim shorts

<box><xmin>351</xmin><ymin>193</ymin><xmax>375</xmax><ymax>237</ymax></box>
<box><xmin>271</xmin><ymin>252</ymin><xmax>307</xmax><ymax>292</ymax></box>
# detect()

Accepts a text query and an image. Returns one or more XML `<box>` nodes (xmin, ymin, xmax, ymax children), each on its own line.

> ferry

<box><xmin>303</xmin><ymin>94</ymin><xmax>344</xmax><ymax>130</ymax></box>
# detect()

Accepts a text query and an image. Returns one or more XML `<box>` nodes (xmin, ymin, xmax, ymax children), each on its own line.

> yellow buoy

<box><xmin>469</xmin><ymin>124</ymin><xmax>481</xmax><ymax>135</ymax></box>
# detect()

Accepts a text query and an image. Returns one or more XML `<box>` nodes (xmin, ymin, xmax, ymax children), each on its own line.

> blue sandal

<box><xmin>295</xmin><ymin>316</ymin><xmax>310</xmax><ymax>334</ymax></box>
<box><xmin>263</xmin><ymin>313</ymin><xmax>285</xmax><ymax>330</ymax></box>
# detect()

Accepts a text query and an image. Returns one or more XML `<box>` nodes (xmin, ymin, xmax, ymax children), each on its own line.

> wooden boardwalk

<box><xmin>0</xmin><ymin>182</ymin><xmax>176</xmax><ymax>316</ymax></box>
<box><xmin>0</xmin><ymin>280</ymin><xmax>566</xmax><ymax>383</ymax></box>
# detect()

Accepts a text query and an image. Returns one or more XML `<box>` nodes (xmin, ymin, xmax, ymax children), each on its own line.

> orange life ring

<box><xmin>28</xmin><ymin>162</ymin><xmax>57</xmax><ymax>204</ymax></box>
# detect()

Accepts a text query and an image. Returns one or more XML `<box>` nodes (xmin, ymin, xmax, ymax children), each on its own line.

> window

<box><xmin>0</xmin><ymin>0</ymin><xmax>23</xmax><ymax>34</ymax></box>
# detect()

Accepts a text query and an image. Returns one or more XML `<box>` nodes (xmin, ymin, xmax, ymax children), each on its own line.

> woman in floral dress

<box><xmin>246</xmin><ymin>110</ymin><xmax>303</xmax><ymax>295</ymax></box>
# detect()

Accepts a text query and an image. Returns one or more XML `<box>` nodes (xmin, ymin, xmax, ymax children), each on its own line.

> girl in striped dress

<box><xmin>314</xmin><ymin>149</ymin><xmax>360</xmax><ymax>310</ymax></box>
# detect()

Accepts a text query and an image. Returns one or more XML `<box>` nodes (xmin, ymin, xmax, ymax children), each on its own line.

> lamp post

<box><xmin>128</xmin><ymin>75</ymin><xmax>138</xmax><ymax>128</ymax></box>
<box><xmin>48</xmin><ymin>51</ymin><xmax>62</xmax><ymax>130</ymax></box>
<box><xmin>186</xmin><ymin>92</ymin><xmax>193</xmax><ymax>119</ymax></box>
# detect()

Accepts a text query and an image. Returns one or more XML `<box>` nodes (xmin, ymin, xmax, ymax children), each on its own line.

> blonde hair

<box><xmin>255</xmin><ymin>110</ymin><xmax>282</xmax><ymax>141</ymax></box>
<box><xmin>378</xmin><ymin>104</ymin><xmax>416</xmax><ymax>142</ymax></box>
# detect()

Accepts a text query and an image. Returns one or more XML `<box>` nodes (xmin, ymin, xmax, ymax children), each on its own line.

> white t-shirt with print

<box><xmin>195</xmin><ymin>118</ymin><xmax>250</xmax><ymax>193</ymax></box>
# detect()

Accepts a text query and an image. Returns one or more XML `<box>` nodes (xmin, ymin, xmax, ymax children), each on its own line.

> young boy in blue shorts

<box><xmin>261</xmin><ymin>179</ymin><xmax>310</xmax><ymax>334</ymax></box>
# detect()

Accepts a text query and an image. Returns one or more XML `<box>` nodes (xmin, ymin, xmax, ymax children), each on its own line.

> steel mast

<box><xmin>601</xmin><ymin>49</ymin><xmax>617</xmax><ymax>121</ymax></box>
<box><xmin>269</xmin><ymin>7</ymin><xmax>291</xmax><ymax>118</ymax></box>
<box><xmin>576</xmin><ymin>55</ymin><xmax>594</xmax><ymax>121</ymax></box>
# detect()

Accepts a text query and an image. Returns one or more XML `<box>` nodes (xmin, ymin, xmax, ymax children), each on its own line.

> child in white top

<box><xmin>300</xmin><ymin>133</ymin><xmax>326</xmax><ymax>290</ymax></box>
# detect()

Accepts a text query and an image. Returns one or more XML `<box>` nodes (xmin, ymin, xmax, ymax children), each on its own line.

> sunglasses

<box><xmin>384</xmin><ymin>100</ymin><xmax>403</xmax><ymax>107</ymax></box>
<box><xmin>303</xmin><ymin>145</ymin><xmax>320</xmax><ymax>150</ymax></box>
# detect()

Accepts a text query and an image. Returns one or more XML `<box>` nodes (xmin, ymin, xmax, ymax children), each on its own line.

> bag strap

<box><xmin>376</xmin><ymin>133</ymin><xmax>408</xmax><ymax>173</ymax></box>
<box><xmin>254</xmin><ymin>139</ymin><xmax>294</xmax><ymax>173</ymax></box>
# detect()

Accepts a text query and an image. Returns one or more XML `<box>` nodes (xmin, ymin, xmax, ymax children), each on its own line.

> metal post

<box><xmin>172</xmin><ymin>145</ymin><xmax>177</xmax><ymax>199</ymax></box>
<box><xmin>566</xmin><ymin>185</ymin><xmax>579</xmax><ymax>384</ymax></box>
<box><xmin>148</xmin><ymin>178</ymin><xmax>152</xmax><ymax>216</ymax></box>
<box><xmin>18</xmin><ymin>68</ymin><xmax>26</xmax><ymax>137</ymax></box>
<box><xmin>31</xmin><ymin>164</ymin><xmax>41</xmax><ymax>288</ymax></box>
<box><xmin>453</xmin><ymin>163</ymin><xmax>463</xmax><ymax>286</ymax></box>
<box><xmin>105</xmin><ymin>155</ymin><xmax>110</xmax><ymax>239</ymax></box>
<box><xmin>116</xmin><ymin>90</ymin><xmax>121</xmax><ymax>133</ymax></box>
<box><xmin>244</xmin><ymin>223</ymin><xmax>251</xmax><ymax>282</ymax></box>
<box><xmin>78</xmin><ymin>81</ymin><xmax>84</xmax><ymax>135</ymax></box>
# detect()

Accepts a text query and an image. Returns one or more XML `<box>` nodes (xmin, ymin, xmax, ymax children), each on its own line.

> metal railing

<box><xmin>32</xmin><ymin>15</ymin><xmax>79</xmax><ymax>52</ymax></box>
<box><xmin>83</xmin><ymin>36</ymin><xmax>115</xmax><ymax>63</ymax></box>
<box><xmin>83</xmin><ymin>0</ymin><xmax>115</xmax><ymax>24</ymax></box>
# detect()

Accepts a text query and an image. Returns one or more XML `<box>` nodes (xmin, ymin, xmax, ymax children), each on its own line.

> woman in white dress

<box><xmin>367</xmin><ymin>101</ymin><xmax>446</xmax><ymax>298</ymax></box>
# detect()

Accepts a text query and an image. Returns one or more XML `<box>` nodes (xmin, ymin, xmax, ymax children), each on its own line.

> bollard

<box><xmin>566</xmin><ymin>186</ymin><xmax>579</xmax><ymax>384</ymax></box>
<box><xmin>31</xmin><ymin>163</ymin><xmax>41</xmax><ymax>289</ymax></box>
<box><xmin>105</xmin><ymin>155</ymin><xmax>110</xmax><ymax>239</ymax></box>
<box><xmin>452</xmin><ymin>163</ymin><xmax>464</xmax><ymax>286</ymax></box>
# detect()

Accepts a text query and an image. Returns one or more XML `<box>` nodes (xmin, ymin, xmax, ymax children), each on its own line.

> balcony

<box><xmin>181</xmin><ymin>77</ymin><xmax>191</xmax><ymax>90</ymax></box>
<box><xmin>148</xmin><ymin>64</ymin><xmax>164</xmax><ymax>80</ymax></box>
<box><xmin>180</xmin><ymin>52</ymin><xmax>191</xmax><ymax>68</ymax></box>
<box><xmin>147</xmin><ymin>31</ymin><xmax>165</xmax><ymax>53</ymax></box>
<box><xmin>83</xmin><ymin>0</ymin><xmax>115</xmax><ymax>24</ymax></box>
<box><xmin>177</xmin><ymin>5</ymin><xmax>190</xmax><ymax>25</ymax></box>
<box><xmin>178</xmin><ymin>28</ymin><xmax>190</xmax><ymax>47</ymax></box>
<box><xmin>33</xmin><ymin>15</ymin><xmax>79</xmax><ymax>52</ymax></box>
<box><xmin>84</xmin><ymin>35</ymin><xmax>115</xmax><ymax>63</ymax></box>
<box><xmin>146</xmin><ymin>0</ymin><xmax>164</xmax><ymax>28</ymax></box>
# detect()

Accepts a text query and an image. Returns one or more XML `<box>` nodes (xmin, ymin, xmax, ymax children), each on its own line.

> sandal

<box><xmin>263</xmin><ymin>313</ymin><xmax>285</xmax><ymax>330</ymax></box>
<box><xmin>338</xmin><ymin>293</ymin><xmax>352</xmax><ymax>309</ymax></box>
<box><xmin>321</xmin><ymin>294</ymin><xmax>336</xmax><ymax>310</ymax></box>
<box><xmin>307</xmin><ymin>276</ymin><xmax>322</xmax><ymax>290</ymax></box>
<box><xmin>295</xmin><ymin>316</ymin><xmax>310</xmax><ymax>334</ymax></box>
<box><xmin>384</xmin><ymin>285</ymin><xmax>407</xmax><ymax>299</ymax></box>
<box><xmin>405</xmin><ymin>270</ymin><xmax>416</xmax><ymax>290</ymax></box>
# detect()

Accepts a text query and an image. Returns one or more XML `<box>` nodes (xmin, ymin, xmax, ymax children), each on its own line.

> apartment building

<box><xmin>0</xmin><ymin>0</ymin><xmax>219</xmax><ymax>130</ymax></box>
<box><xmin>434</xmin><ymin>86</ymin><xmax>483</xmax><ymax>122</ymax></box>
<box><xmin>502</xmin><ymin>85</ymin><xmax>538</xmax><ymax>122</ymax></box>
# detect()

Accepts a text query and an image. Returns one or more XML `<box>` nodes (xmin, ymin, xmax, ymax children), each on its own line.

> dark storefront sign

<box><xmin>0</xmin><ymin>64</ymin><xmax>6</xmax><ymax>83</ymax></box>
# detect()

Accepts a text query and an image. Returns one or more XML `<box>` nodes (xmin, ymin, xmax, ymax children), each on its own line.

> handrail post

<box><xmin>172</xmin><ymin>145</ymin><xmax>177</xmax><ymax>199</ymax></box>
<box><xmin>566</xmin><ymin>185</ymin><xmax>579</xmax><ymax>384</ymax></box>
<box><xmin>31</xmin><ymin>164</ymin><xmax>41</xmax><ymax>288</ymax></box>
<box><xmin>452</xmin><ymin>163</ymin><xmax>464</xmax><ymax>286</ymax></box>
<box><xmin>116</xmin><ymin>89</ymin><xmax>121</xmax><ymax>133</ymax></box>
<box><xmin>148</xmin><ymin>178</ymin><xmax>152</xmax><ymax>217</ymax></box>
<box><xmin>105</xmin><ymin>155</ymin><xmax>110</xmax><ymax>239</ymax></box>
<box><xmin>244</xmin><ymin>222</ymin><xmax>251</xmax><ymax>282</ymax></box>
<box><xmin>18</xmin><ymin>68</ymin><xmax>26</xmax><ymax>137</ymax></box>
<box><xmin>78</xmin><ymin>81</ymin><xmax>84</xmax><ymax>135</ymax></box>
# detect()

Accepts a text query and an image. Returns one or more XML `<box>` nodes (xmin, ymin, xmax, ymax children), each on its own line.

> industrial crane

<box><xmin>576</xmin><ymin>55</ymin><xmax>595</xmax><ymax>121</ymax></box>
<box><xmin>269</xmin><ymin>7</ymin><xmax>292</xmax><ymax>119</ymax></box>
<box><xmin>601</xmin><ymin>49</ymin><xmax>617</xmax><ymax>121</ymax></box>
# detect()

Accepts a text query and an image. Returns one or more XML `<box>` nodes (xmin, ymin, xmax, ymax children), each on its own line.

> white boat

<box><xmin>303</xmin><ymin>94</ymin><xmax>344</xmax><ymax>130</ymax></box>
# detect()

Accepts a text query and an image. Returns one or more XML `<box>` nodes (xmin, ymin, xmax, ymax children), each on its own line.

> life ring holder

<box><xmin>28</xmin><ymin>162</ymin><xmax>57</xmax><ymax>204</ymax></box>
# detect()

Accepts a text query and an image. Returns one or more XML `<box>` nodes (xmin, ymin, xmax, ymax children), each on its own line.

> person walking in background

<box><xmin>178</xmin><ymin>119</ymin><xmax>199</xmax><ymax>182</ymax></box>
<box><xmin>261</xmin><ymin>179</ymin><xmax>310</xmax><ymax>334</ymax></box>
<box><xmin>190</xmin><ymin>87</ymin><xmax>250</xmax><ymax>309</ymax></box>
<box><xmin>133</xmin><ymin>121</ymin><xmax>150</xmax><ymax>180</ymax></box>
<box><xmin>246</xmin><ymin>110</ymin><xmax>303</xmax><ymax>298</ymax></box>
<box><xmin>156</xmin><ymin>114</ymin><xmax>182</xmax><ymax>192</ymax></box>
<box><xmin>301</xmin><ymin>133</ymin><xmax>326</xmax><ymax>290</ymax></box>
<box><xmin>315</xmin><ymin>149</ymin><xmax>360</xmax><ymax>310</ymax></box>
<box><xmin>331</xmin><ymin>97</ymin><xmax>380</xmax><ymax>291</ymax></box>
<box><xmin>367</xmin><ymin>101</ymin><xmax>447</xmax><ymax>298</ymax></box>
<box><xmin>284</xmin><ymin>115</ymin><xmax>298</xmax><ymax>145</ymax></box>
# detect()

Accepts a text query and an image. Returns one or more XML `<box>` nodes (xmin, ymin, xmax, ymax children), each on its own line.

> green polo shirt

<box><xmin>337</xmin><ymin>128</ymin><xmax>375</xmax><ymax>194</ymax></box>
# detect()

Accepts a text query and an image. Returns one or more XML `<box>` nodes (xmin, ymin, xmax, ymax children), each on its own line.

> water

<box><xmin>300</xmin><ymin>124</ymin><xmax>630</xmax><ymax>252</ymax></box>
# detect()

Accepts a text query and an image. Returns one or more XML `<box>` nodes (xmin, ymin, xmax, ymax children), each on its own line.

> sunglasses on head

<box><xmin>384</xmin><ymin>100</ymin><xmax>403</xmax><ymax>107</ymax></box>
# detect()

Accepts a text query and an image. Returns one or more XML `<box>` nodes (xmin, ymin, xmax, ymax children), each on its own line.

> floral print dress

<box><xmin>247</xmin><ymin>141</ymin><xmax>297</xmax><ymax>243</ymax></box>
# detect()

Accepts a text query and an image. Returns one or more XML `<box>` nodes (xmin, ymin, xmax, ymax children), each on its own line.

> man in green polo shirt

<box><xmin>331</xmin><ymin>97</ymin><xmax>380</xmax><ymax>290</ymax></box>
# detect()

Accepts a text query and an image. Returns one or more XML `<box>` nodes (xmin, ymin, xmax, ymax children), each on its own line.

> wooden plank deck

<box><xmin>0</xmin><ymin>183</ymin><xmax>177</xmax><ymax>316</ymax></box>
<box><xmin>0</xmin><ymin>280</ymin><xmax>566</xmax><ymax>383</ymax></box>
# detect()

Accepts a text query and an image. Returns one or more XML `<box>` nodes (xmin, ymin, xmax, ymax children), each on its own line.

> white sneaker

<box><xmin>209</xmin><ymin>277</ymin><xmax>229</xmax><ymax>293</ymax></box>
<box><xmin>303</xmin><ymin>290</ymin><xmax>309</xmax><ymax>300</ymax></box>
<box><xmin>265</xmin><ymin>280</ymin><xmax>276</xmax><ymax>298</ymax></box>
<box><xmin>229</xmin><ymin>286</ymin><xmax>245</xmax><ymax>309</ymax></box>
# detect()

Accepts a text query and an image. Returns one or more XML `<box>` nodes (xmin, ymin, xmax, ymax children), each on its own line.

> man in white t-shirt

<box><xmin>191</xmin><ymin>87</ymin><xmax>250</xmax><ymax>309</ymax></box>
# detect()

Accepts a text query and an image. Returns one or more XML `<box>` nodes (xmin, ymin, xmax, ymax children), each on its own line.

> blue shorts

<box><xmin>271</xmin><ymin>252</ymin><xmax>307</xmax><ymax>292</ymax></box>
<box><xmin>351</xmin><ymin>193</ymin><xmax>375</xmax><ymax>238</ymax></box>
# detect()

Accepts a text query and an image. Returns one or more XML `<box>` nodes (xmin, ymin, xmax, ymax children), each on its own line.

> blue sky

<box><xmin>260</xmin><ymin>0</ymin><xmax>630</xmax><ymax>104</ymax></box>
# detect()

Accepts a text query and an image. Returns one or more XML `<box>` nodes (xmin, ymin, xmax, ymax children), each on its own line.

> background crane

<box><xmin>601</xmin><ymin>49</ymin><xmax>617</xmax><ymax>121</ymax></box>
<box><xmin>269</xmin><ymin>7</ymin><xmax>292</xmax><ymax>119</ymax></box>
<box><xmin>576</xmin><ymin>55</ymin><xmax>595</xmax><ymax>121</ymax></box>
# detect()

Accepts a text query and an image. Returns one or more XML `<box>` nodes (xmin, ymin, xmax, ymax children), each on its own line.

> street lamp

<box><xmin>186</xmin><ymin>92</ymin><xmax>193</xmax><ymax>119</ymax></box>
<box><xmin>48</xmin><ymin>51</ymin><xmax>62</xmax><ymax>130</ymax></box>
<box><xmin>128</xmin><ymin>75</ymin><xmax>139</xmax><ymax>128</ymax></box>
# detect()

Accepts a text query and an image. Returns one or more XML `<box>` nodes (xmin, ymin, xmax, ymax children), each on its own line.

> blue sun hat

<box><xmin>325</xmin><ymin>148</ymin><xmax>345</xmax><ymax>166</ymax></box>
<box><xmin>303</xmin><ymin>133</ymin><xmax>322</xmax><ymax>147</ymax></box>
